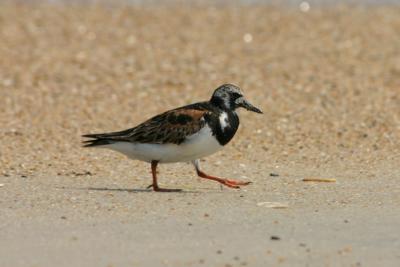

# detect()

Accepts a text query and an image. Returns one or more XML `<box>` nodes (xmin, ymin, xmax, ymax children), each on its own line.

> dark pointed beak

<box><xmin>237</xmin><ymin>98</ymin><xmax>263</xmax><ymax>114</ymax></box>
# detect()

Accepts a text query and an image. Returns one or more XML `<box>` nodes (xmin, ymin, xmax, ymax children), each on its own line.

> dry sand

<box><xmin>1</xmin><ymin>2</ymin><xmax>400</xmax><ymax>266</ymax></box>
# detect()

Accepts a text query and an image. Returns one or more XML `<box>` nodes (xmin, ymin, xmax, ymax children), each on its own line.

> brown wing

<box><xmin>83</xmin><ymin>107</ymin><xmax>210</xmax><ymax>146</ymax></box>
<box><xmin>124</xmin><ymin>108</ymin><xmax>208</xmax><ymax>144</ymax></box>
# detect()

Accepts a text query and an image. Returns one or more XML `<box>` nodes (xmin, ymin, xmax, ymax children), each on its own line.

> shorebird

<box><xmin>83</xmin><ymin>84</ymin><xmax>262</xmax><ymax>192</ymax></box>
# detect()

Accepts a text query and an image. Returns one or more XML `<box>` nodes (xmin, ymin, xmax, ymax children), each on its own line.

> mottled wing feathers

<box><xmin>124</xmin><ymin>108</ymin><xmax>207</xmax><ymax>144</ymax></box>
<box><xmin>83</xmin><ymin>104</ymin><xmax>210</xmax><ymax>146</ymax></box>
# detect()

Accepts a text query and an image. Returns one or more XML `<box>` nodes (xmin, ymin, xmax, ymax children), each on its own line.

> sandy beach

<box><xmin>1</xmin><ymin>2</ymin><xmax>400</xmax><ymax>266</ymax></box>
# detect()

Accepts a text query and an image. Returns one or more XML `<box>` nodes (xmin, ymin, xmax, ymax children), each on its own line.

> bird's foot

<box><xmin>147</xmin><ymin>184</ymin><xmax>182</xmax><ymax>192</ymax></box>
<box><xmin>221</xmin><ymin>179</ymin><xmax>252</xmax><ymax>188</ymax></box>
<box><xmin>196</xmin><ymin>170</ymin><xmax>252</xmax><ymax>189</ymax></box>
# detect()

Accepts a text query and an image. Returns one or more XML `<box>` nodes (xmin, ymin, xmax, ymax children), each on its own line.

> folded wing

<box><xmin>83</xmin><ymin>106</ymin><xmax>209</xmax><ymax>146</ymax></box>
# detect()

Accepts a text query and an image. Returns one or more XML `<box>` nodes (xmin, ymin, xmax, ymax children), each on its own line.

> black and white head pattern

<box><xmin>210</xmin><ymin>84</ymin><xmax>244</xmax><ymax>111</ymax></box>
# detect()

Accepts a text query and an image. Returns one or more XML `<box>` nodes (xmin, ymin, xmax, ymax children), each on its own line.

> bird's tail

<box><xmin>82</xmin><ymin>133</ymin><xmax>117</xmax><ymax>147</ymax></box>
<box><xmin>82</xmin><ymin>127</ymin><xmax>134</xmax><ymax>147</ymax></box>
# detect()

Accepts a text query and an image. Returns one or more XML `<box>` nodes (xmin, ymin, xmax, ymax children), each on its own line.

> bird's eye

<box><xmin>232</xmin><ymin>93</ymin><xmax>242</xmax><ymax>99</ymax></box>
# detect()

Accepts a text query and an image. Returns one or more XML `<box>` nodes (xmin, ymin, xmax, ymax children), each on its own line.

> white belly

<box><xmin>102</xmin><ymin>125</ymin><xmax>223</xmax><ymax>163</ymax></box>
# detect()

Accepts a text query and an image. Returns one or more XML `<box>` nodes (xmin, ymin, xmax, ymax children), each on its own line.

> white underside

<box><xmin>100</xmin><ymin>125</ymin><xmax>223</xmax><ymax>163</ymax></box>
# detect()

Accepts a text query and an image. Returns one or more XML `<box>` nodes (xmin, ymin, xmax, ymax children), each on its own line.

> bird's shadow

<box><xmin>84</xmin><ymin>187</ymin><xmax>153</xmax><ymax>193</ymax></box>
<box><xmin>58</xmin><ymin>186</ymin><xmax>201</xmax><ymax>194</ymax></box>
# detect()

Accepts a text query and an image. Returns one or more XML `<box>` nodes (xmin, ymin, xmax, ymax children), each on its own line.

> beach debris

<box><xmin>270</xmin><ymin>235</ymin><xmax>281</xmax><ymax>240</ymax></box>
<box><xmin>302</xmin><ymin>178</ymin><xmax>336</xmax><ymax>183</ymax></box>
<box><xmin>72</xmin><ymin>171</ymin><xmax>93</xmax><ymax>176</ymax></box>
<box><xmin>299</xmin><ymin>1</ymin><xmax>311</xmax><ymax>12</ymax></box>
<box><xmin>257</xmin><ymin>202</ymin><xmax>289</xmax><ymax>209</ymax></box>
<box><xmin>243</xmin><ymin>33</ymin><xmax>253</xmax><ymax>43</ymax></box>
<box><xmin>269</xmin><ymin>173</ymin><xmax>279</xmax><ymax>177</ymax></box>
<box><xmin>338</xmin><ymin>246</ymin><xmax>353</xmax><ymax>255</ymax></box>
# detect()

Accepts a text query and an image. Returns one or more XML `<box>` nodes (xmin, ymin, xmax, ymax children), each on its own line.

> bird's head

<box><xmin>210</xmin><ymin>84</ymin><xmax>262</xmax><ymax>114</ymax></box>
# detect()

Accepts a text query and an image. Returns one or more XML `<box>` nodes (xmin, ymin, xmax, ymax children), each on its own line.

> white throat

<box><xmin>219</xmin><ymin>112</ymin><xmax>229</xmax><ymax>131</ymax></box>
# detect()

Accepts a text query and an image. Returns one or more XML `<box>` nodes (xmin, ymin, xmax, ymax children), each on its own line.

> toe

<box><xmin>225</xmin><ymin>179</ymin><xmax>252</xmax><ymax>186</ymax></box>
<box><xmin>223</xmin><ymin>182</ymin><xmax>241</xmax><ymax>189</ymax></box>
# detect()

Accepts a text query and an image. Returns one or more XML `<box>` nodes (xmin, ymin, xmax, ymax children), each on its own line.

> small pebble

<box><xmin>270</xmin><ymin>235</ymin><xmax>281</xmax><ymax>240</ymax></box>
<box><xmin>303</xmin><ymin>178</ymin><xmax>336</xmax><ymax>183</ymax></box>
<box><xmin>243</xmin><ymin>33</ymin><xmax>253</xmax><ymax>43</ymax></box>
<box><xmin>257</xmin><ymin>202</ymin><xmax>289</xmax><ymax>209</ymax></box>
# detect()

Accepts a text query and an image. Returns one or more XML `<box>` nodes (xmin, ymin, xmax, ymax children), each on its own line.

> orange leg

<box><xmin>149</xmin><ymin>161</ymin><xmax>182</xmax><ymax>192</ymax></box>
<box><xmin>192</xmin><ymin>160</ymin><xmax>251</xmax><ymax>189</ymax></box>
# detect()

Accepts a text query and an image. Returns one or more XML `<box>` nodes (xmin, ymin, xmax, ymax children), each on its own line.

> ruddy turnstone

<box><xmin>83</xmin><ymin>84</ymin><xmax>262</xmax><ymax>192</ymax></box>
